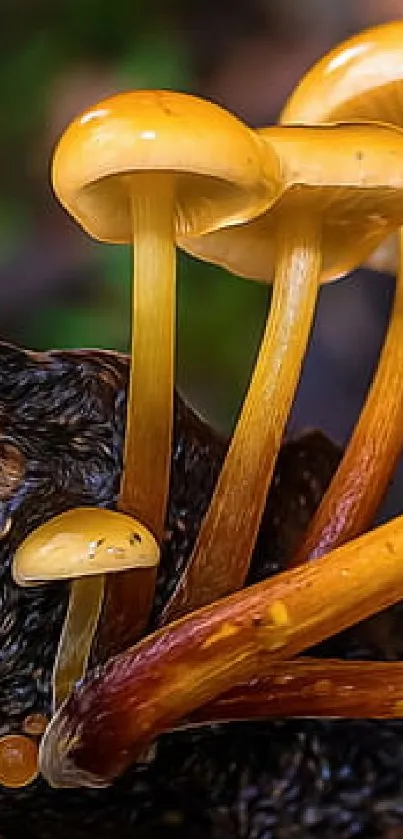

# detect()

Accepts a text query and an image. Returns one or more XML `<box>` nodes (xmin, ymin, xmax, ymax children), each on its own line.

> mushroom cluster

<box><xmin>10</xmin><ymin>21</ymin><xmax>403</xmax><ymax>791</ymax></box>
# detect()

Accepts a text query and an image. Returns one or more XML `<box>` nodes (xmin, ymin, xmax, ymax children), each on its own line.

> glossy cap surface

<box><xmin>179</xmin><ymin>122</ymin><xmax>403</xmax><ymax>283</ymax></box>
<box><xmin>281</xmin><ymin>21</ymin><xmax>403</xmax><ymax>277</ymax></box>
<box><xmin>52</xmin><ymin>89</ymin><xmax>279</xmax><ymax>242</ymax></box>
<box><xmin>281</xmin><ymin>20</ymin><xmax>403</xmax><ymax>126</ymax></box>
<box><xmin>13</xmin><ymin>507</ymin><xmax>160</xmax><ymax>586</ymax></box>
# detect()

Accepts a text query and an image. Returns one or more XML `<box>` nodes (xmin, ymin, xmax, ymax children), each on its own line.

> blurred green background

<box><xmin>0</xmin><ymin>0</ymin><xmax>401</xmax><ymax>434</ymax></box>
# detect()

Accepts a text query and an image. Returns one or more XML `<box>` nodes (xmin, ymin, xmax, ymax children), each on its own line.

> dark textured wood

<box><xmin>1</xmin><ymin>342</ymin><xmax>401</xmax><ymax>837</ymax></box>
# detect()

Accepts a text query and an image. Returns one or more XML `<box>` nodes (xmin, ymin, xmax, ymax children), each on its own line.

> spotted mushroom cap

<box><xmin>12</xmin><ymin>507</ymin><xmax>159</xmax><ymax>586</ymax></box>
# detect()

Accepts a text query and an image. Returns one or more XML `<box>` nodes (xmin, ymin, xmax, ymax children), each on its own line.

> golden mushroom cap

<box><xmin>12</xmin><ymin>507</ymin><xmax>160</xmax><ymax>586</ymax></box>
<box><xmin>281</xmin><ymin>20</ymin><xmax>403</xmax><ymax>126</ymax></box>
<box><xmin>179</xmin><ymin>122</ymin><xmax>403</xmax><ymax>283</ymax></box>
<box><xmin>52</xmin><ymin>89</ymin><xmax>279</xmax><ymax>243</ymax></box>
<box><xmin>280</xmin><ymin>20</ymin><xmax>403</xmax><ymax>277</ymax></box>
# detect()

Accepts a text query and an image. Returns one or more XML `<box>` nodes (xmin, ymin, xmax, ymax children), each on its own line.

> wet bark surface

<box><xmin>1</xmin><ymin>342</ymin><xmax>403</xmax><ymax>838</ymax></box>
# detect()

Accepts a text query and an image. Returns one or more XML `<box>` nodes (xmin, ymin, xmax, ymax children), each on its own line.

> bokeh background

<box><xmin>1</xmin><ymin>0</ymin><xmax>403</xmax><ymax>516</ymax></box>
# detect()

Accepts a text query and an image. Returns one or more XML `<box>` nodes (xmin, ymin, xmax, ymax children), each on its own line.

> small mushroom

<box><xmin>22</xmin><ymin>714</ymin><xmax>48</xmax><ymax>737</ymax></box>
<box><xmin>280</xmin><ymin>20</ymin><xmax>403</xmax><ymax>563</ymax></box>
<box><xmin>0</xmin><ymin>735</ymin><xmax>39</xmax><ymax>789</ymax></box>
<box><xmin>52</xmin><ymin>89</ymin><xmax>277</xmax><ymax>637</ymax></box>
<box><xmin>13</xmin><ymin>507</ymin><xmax>159</xmax><ymax>710</ymax></box>
<box><xmin>39</xmin><ymin>510</ymin><xmax>403</xmax><ymax>788</ymax></box>
<box><xmin>163</xmin><ymin>121</ymin><xmax>403</xmax><ymax>622</ymax></box>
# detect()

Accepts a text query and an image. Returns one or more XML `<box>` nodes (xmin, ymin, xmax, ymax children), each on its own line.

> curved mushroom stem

<box><xmin>184</xmin><ymin>658</ymin><xmax>403</xmax><ymax>726</ymax></box>
<box><xmin>99</xmin><ymin>176</ymin><xmax>175</xmax><ymax>651</ymax></box>
<box><xmin>162</xmin><ymin>213</ymin><xmax>322</xmax><ymax>623</ymax></box>
<box><xmin>39</xmin><ymin>511</ymin><xmax>403</xmax><ymax>788</ymax></box>
<box><xmin>289</xmin><ymin>228</ymin><xmax>403</xmax><ymax>567</ymax></box>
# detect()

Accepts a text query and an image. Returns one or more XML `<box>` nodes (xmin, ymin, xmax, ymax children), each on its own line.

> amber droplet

<box><xmin>0</xmin><ymin>735</ymin><xmax>39</xmax><ymax>788</ymax></box>
<box><xmin>22</xmin><ymin>713</ymin><xmax>48</xmax><ymax>737</ymax></box>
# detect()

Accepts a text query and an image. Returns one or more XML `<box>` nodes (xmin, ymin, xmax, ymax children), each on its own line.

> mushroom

<box><xmin>162</xmin><ymin>120</ymin><xmax>403</xmax><ymax>623</ymax></box>
<box><xmin>279</xmin><ymin>19</ymin><xmax>403</xmax><ymax>563</ymax></box>
<box><xmin>39</xmin><ymin>510</ymin><xmax>403</xmax><ymax>788</ymax></box>
<box><xmin>0</xmin><ymin>735</ymin><xmax>39</xmax><ymax>789</ymax></box>
<box><xmin>22</xmin><ymin>714</ymin><xmax>48</xmax><ymax>737</ymax></box>
<box><xmin>52</xmin><ymin>89</ymin><xmax>277</xmax><ymax>640</ymax></box>
<box><xmin>12</xmin><ymin>507</ymin><xmax>159</xmax><ymax>710</ymax></box>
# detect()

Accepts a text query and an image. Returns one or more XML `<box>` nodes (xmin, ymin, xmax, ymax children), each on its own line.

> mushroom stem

<box><xmin>184</xmin><ymin>658</ymin><xmax>403</xmax><ymax>725</ymax></box>
<box><xmin>39</xmin><ymin>510</ymin><xmax>403</xmax><ymax>788</ymax></box>
<box><xmin>52</xmin><ymin>576</ymin><xmax>105</xmax><ymax>710</ymax></box>
<box><xmin>98</xmin><ymin>177</ymin><xmax>175</xmax><ymax>652</ymax></box>
<box><xmin>163</xmin><ymin>214</ymin><xmax>322</xmax><ymax>623</ymax></box>
<box><xmin>120</xmin><ymin>176</ymin><xmax>175</xmax><ymax>541</ymax></box>
<box><xmin>289</xmin><ymin>228</ymin><xmax>403</xmax><ymax>567</ymax></box>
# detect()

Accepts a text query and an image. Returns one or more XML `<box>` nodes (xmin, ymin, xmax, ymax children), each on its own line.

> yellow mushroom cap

<box><xmin>281</xmin><ymin>20</ymin><xmax>403</xmax><ymax>126</ymax></box>
<box><xmin>52</xmin><ymin>89</ymin><xmax>279</xmax><ymax>243</ymax></box>
<box><xmin>178</xmin><ymin>122</ymin><xmax>403</xmax><ymax>283</ymax></box>
<box><xmin>12</xmin><ymin>507</ymin><xmax>159</xmax><ymax>586</ymax></box>
<box><xmin>280</xmin><ymin>21</ymin><xmax>403</xmax><ymax>276</ymax></box>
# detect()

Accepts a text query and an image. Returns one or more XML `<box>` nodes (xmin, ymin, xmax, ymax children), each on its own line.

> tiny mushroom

<box><xmin>280</xmin><ymin>19</ymin><xmax>403</xmax><ymax>563</ymax></box>
<box><xmin>13</xmin><ymin>507</ymin><xmax>159</xmax><ymax>710</ymax></box>
<box><xmin>22</xmin><ymin>714</ymin><xmax>48</xmax><ymax>737</ymax></box>
<box><xmin>162</xmin><ymin>120</ymin><xmax>403</xmax><ymax>623</ymax></box>
<box><xmin>0</xmin><ymin>735</ymin><xmax>39</xmax><ymax>789</ymax></box>
<box><xmin>52</xmin><ymin>89</ymin><xmax>278</xmax><ymax>637</ymax></box>
<box><xmin>39</xmin><ymin>511</ymin><xmax>403</xmax><ymax>788</ymax></box>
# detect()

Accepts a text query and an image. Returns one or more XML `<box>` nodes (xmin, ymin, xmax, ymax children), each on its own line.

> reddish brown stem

<box><xmin>185</xmin><ymin>658</ymin><xmax>403</xmax><ymax>725</ymax></box>
<box><xmin>289</xmin><ymin>230</ymin><xmax>403</xmax><ymax>566</ymax></box>
<box><xmin>40</xmin><ymin>513</ymin><xmax>403</xmax><ymax>788</ymax></box>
